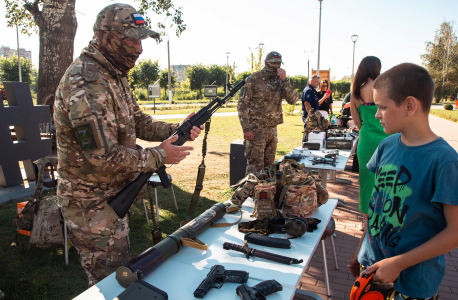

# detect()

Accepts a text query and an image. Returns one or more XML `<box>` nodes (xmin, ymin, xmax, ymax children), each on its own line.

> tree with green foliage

<box><xmin>331</xmin><ymin>79</ymin><xmax>351</xmax><ymax>97</ymax></box>
<box><xmin>4</xmin><ymin>0</ymin><xmax>186</xmax><ymax>107</ymax></box>
<box><xmin>290</xmin><ymin>75</ymin><xmax>308</xmax><ymax>95</ymax></box>
<box><xmin>228</xmin><ymin>62</ymin><xmax>237</xmax><ymax>84</ymax></box>
<box><xmin>421</xmin><ymin>20</ymin><xmax>458</xmax><ymax>101</ymax></box>
<box><xmin>0</xmin><ymin>56</ymin><xmax>35</xmax><ymax>84</ymax></box>
<box><xmin>186</xmin><ymin>64</ymin><xmax>208</xmax><ymax>99</ymax></box>
<box><xmin>128</xmin><ymin>59</ymin><xmax>160</xmax><ymax>91</ymax></box>
<box><xmin>247</xmin><ymin>46</ymin><xmax>265</xmax><ymax>73</ymax></box>
<box><xmin>234</xmin><ymin>71</ymin><xmax>252</xmax><ymax>84</ymax></box>
<box><xmin>159</xmin><ymin>69</ymin><xmax>177</xmax><ymax>100</ymax></box>
<box><xmin>207</xmin><ymin>64</ymin><xmax>226</xmax><ymax>87</ymax></box>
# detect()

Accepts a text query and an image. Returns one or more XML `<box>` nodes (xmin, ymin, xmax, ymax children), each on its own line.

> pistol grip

<box><xmin>156</xmin><ymin>166</ymin><xmax>172</xmax><ymax>188</ymax></box>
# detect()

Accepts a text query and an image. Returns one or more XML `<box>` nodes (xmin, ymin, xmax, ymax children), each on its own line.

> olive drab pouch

<box><xmin>251</xmin><ymin>184</ymin><xmax>277</xmax><ymax>220</ymax></box>
<box><xmin>282</xmin><ymin>180</ymin><xmax>318</xmax><ymax>218</ymax></box>
<box><xmin>230</xmin><ymin>174</ymin><xmax>259</xmax><ymax>206</ymax></box>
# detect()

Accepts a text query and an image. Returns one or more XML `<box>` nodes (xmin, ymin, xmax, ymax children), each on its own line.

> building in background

<box><xmin>172</xmin><ymin>64</ymin><xmax>190</xmax><ymax>83</ymax></box>
<box><xmin>0</xmin><ymin>46</ymin><xmax>32</xmax><ymax>61</ymax></box>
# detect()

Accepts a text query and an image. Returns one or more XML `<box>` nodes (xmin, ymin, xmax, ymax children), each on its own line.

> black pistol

<box><xmin>194</xmin><ymin>264</ymin><xmax>249</xmax><ymax>298</ymax></box>
<box><xmin>108</xmin><ymin>80</ymin><xmax>246</xmax><ymax>218</ymax></box>
<box><xmin>236</xmin><ymin>279</ymin><xmax>282</xmax><ymax>300</ymax></box>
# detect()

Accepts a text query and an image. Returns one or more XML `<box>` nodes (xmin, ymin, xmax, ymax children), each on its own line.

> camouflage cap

<box><xmin>93</xmin><ymin>4</ymin><xmax>160</xmax><ymax>40</ymax></box>
<box><xmin>265</xmin><ymin>51</ymin><xmax>283</xmax><ymax>64</ymax></box>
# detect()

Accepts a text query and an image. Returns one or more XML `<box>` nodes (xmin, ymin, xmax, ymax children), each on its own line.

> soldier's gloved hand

<box><xmin>244</xmin><ymin>131</ymin><xmax>254</xmax><ymax>142</ymax></box>
<box><xmin>160</xmin><ymin>135</ymin><xmax>194</xmax><ymax>164</ymax></box>
<box><xmin>277</xmin><ymin>68</ymin><xmax>286</xmax><ymax>81</ymax></box>
<box><xmin>180</xmin><ymin>112</ymin><xmax>204</xmax><ymax>141</ymax></box>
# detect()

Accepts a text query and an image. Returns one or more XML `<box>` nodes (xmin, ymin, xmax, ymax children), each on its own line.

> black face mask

<box><xmin>264</xmin><ymin>62</ymin><xmax>279</xmax><ymax>77</ymax></box>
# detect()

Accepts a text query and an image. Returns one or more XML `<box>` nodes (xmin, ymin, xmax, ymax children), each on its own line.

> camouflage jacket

<box><xmin>237</xmin><ymin>68</ymin><xmax>299</xmax><ymax>132</ymax></box>
<box><xmin>54</xmin><ymin>42</ymin><xmax>178</xmax><ymax>205</ymax></box>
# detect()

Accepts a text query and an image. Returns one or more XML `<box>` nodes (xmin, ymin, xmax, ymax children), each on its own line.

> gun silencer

<box><xmin>116</xmin><ymin>202</ymin><xmax>227</xmax><ymax>288</ymax></box>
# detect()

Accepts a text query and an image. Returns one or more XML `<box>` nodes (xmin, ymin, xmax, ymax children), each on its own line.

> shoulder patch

<box><xmin>83</xmin><ymin>62</ymin><xmax>98</xmax><ymax>81</ymax></box>
<box><xmin>74</xmin><ymin>124</ymin><xmax>97</xmax><ymax>151</ymax></box>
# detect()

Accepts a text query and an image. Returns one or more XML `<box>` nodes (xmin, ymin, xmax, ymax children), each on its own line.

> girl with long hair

<box><xmin>350</xmin><ymin>56</ymin><xmax>390</xmax><ymax>230</ymax></box>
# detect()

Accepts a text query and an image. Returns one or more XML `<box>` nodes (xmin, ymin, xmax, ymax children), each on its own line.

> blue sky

<box><xmin>0</xmin><ymin>0</ymin><xmax>457</xmax><ymax>80</ymax></box>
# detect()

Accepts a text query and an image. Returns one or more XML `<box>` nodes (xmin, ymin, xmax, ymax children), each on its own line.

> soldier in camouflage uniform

<box><xmin>54</xmin><ymin>4</ymin><xmax>202</xmax><ymax>286</ymax></box>
<box><xmin>237</xmin><ymin>51</ymin><xmax>299</xmax><ymax>174</ymax></box>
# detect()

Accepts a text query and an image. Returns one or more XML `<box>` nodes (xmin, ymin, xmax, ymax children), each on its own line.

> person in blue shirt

<box><xmin>301</xmin><ymin>75</ymin><xmax>320</xmax><ymax>142</ymax></box>
<box><xmin>347</xmin><ymin>63</ymin><xmax>458</xmax><ymax>300</ymax></box>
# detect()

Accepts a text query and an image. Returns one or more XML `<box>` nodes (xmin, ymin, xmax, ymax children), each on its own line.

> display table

<box><xmin>73</xmin><ymin>199</ymin><xmax>338</xmax><ymax>300</ymax></box>
<box><xmin>288</xmin><ymin>146</ymin><xmax>352</xmax><ymax>188</ymax></box>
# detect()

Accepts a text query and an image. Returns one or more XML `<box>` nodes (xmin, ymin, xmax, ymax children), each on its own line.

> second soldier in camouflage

<box><xmin>237</xmin><ymin>51</ymin><xmax>299</xmax><ymax>174</ymax></box>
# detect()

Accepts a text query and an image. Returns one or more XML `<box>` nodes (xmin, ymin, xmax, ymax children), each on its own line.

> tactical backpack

<box><xmin>13</xmin><ymin>156</ymin><xmax>64</xmax><ymax>248</ymax></box>
<box><xmin>251</xmin><ymin>183</ymin><xmax>278</xmax><ymax>220</ymax></box>
<box><xmin>305</xmin><ymin>108</ymin><xmax>328</xmax><ymax>140</ymax></box>
<box><xmin>281</xmin><ymin>179</ymin><xmax>318</xmax><ymax>218</ymax></box>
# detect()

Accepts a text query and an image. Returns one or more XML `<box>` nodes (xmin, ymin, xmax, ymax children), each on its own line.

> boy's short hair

<box><xmin>372</xmin><ymin>63</ymin><xmax>435</xmax><ymax>113</ymax></box>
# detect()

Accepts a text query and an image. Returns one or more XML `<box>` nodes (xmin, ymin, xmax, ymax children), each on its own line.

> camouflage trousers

<box><xmin>61</xmin><ymin>199</ymin><xmax>131</xmax><ymax>287</ymax></box>
<box><xmin>244</xmin><ymin>126</ymin><xmax>277</xmax><ymax>175</ymax></box>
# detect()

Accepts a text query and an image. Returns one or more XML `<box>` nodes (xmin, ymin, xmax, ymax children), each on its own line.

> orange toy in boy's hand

<box><xmin>350</xmin><ymin>272</ymin><xmax>395</xmax><ymax>300</ymax></box>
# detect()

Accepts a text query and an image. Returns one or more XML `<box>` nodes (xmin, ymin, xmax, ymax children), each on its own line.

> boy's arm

<box><xmin>347</xmin><ymin>225</ymin><xmax>367</xmax><ymax>277</ymax></box>
<box><xmin>364</xmin><ymin>204</ymin><xmax>458</xmax><ymax>283</ymax></box>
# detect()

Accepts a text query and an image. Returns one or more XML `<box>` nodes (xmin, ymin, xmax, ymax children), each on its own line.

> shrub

<box><xmin>282</xmin><ymin>104</ymin><xmax>295</xmax><ymax>115</ymax></box>
<box><xmin>444</xmin><ymin>104</ymin><xmax>454</xmax><ymax>110</ymax></box>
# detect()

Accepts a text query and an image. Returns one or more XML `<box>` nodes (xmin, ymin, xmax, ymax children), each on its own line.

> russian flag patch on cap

<box><xmin>132</xmin><ymin>13</ymin><xmax>145</xmax><ymax>25</ymax></box>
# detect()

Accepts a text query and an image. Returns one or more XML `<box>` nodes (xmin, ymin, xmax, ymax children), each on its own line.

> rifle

<box><xmin>109</xmin><ymin>80</ymin><xmax>246</xmax><ymax>219</ymax></box>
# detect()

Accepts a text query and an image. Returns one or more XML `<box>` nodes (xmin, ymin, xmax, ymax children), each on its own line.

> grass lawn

<box><xmin>0</xmin><ymin>113</ymin><xmax>304</xmax><ymax>300</ymax></box>
<box><xmin>430</xmin><ymin>108</ymin><xmax>458</xmax><ymax>123</ymax></box>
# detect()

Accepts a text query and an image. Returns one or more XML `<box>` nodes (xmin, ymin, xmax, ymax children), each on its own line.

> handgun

<box><xmin>193</xmin><ymin>264</ymin><xmax>249</xmax><ymax>298</ymax></box>
<box><xmin>236</xmin><ymin>279</ymin><xmax>282</xmax><ymax>300</ymax></box>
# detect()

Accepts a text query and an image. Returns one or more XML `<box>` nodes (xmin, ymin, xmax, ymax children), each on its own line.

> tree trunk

<box><xmin>28</xmin><ymin>0</ymin><xmax>77</xmax><ymax>105</ymax></box>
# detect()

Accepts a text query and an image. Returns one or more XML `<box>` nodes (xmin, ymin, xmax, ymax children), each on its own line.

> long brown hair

<box><xmin>352</xmin><ymin>56</ymin><xmax>381</xmax><ymax>99</ymax></box>
<box><xmin>319</xmin><ymin>80</ymin><xmax>329</xmax><ymax>92</ymax></box>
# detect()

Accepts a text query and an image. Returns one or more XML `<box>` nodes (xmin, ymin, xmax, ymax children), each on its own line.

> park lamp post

<box><xmin>225</xmin><ymin>52</ymin><xmax>230</xmax><ymax>96</ymax></box>
<box><xmin>248</xmin><ymin>47</ymin><xmax>254</xmax><ymax>71</ymax></box>
<box><xmin>304</xmin><ymin>50</ymin><xmax>313</xmax><ymax>81</ymax></box>
<box><xmin>258</xmin><ymin>43</ymin><xmax>264</xmax><ymax>60</ymax></box>
<box><xmin>317</xmin><ymin>0</ymin><xmax>323</xmax><ymax>78</ymax></box>
<box><xmin>225</xmin><ymin>52</ymin><xmax>230</xmax><ymax>107</ymax></box>
<box><xmin>15</xmin><ymin>14</ymin><xmax>22</xmax><ymax>82</ymax></box>
<box><xmin>167</xmin><ymin>30</ymin><xmax>172</xmax><ymax>102</ymax></box>
<box><xmin>351</xmin><ymin>34</ymin><xmax>358</xmax><ymax>84</ymax></box>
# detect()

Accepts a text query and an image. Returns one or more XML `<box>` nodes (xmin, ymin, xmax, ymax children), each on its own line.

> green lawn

<box><xmin>430</xmin><ymin>108</ymin><xmax>458</xmax><ymax>123</ymax></box>
<box><xmin>0</xmin><ymin>113</ymin><xmax>305</xmax><ymax>300</ymax></box>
